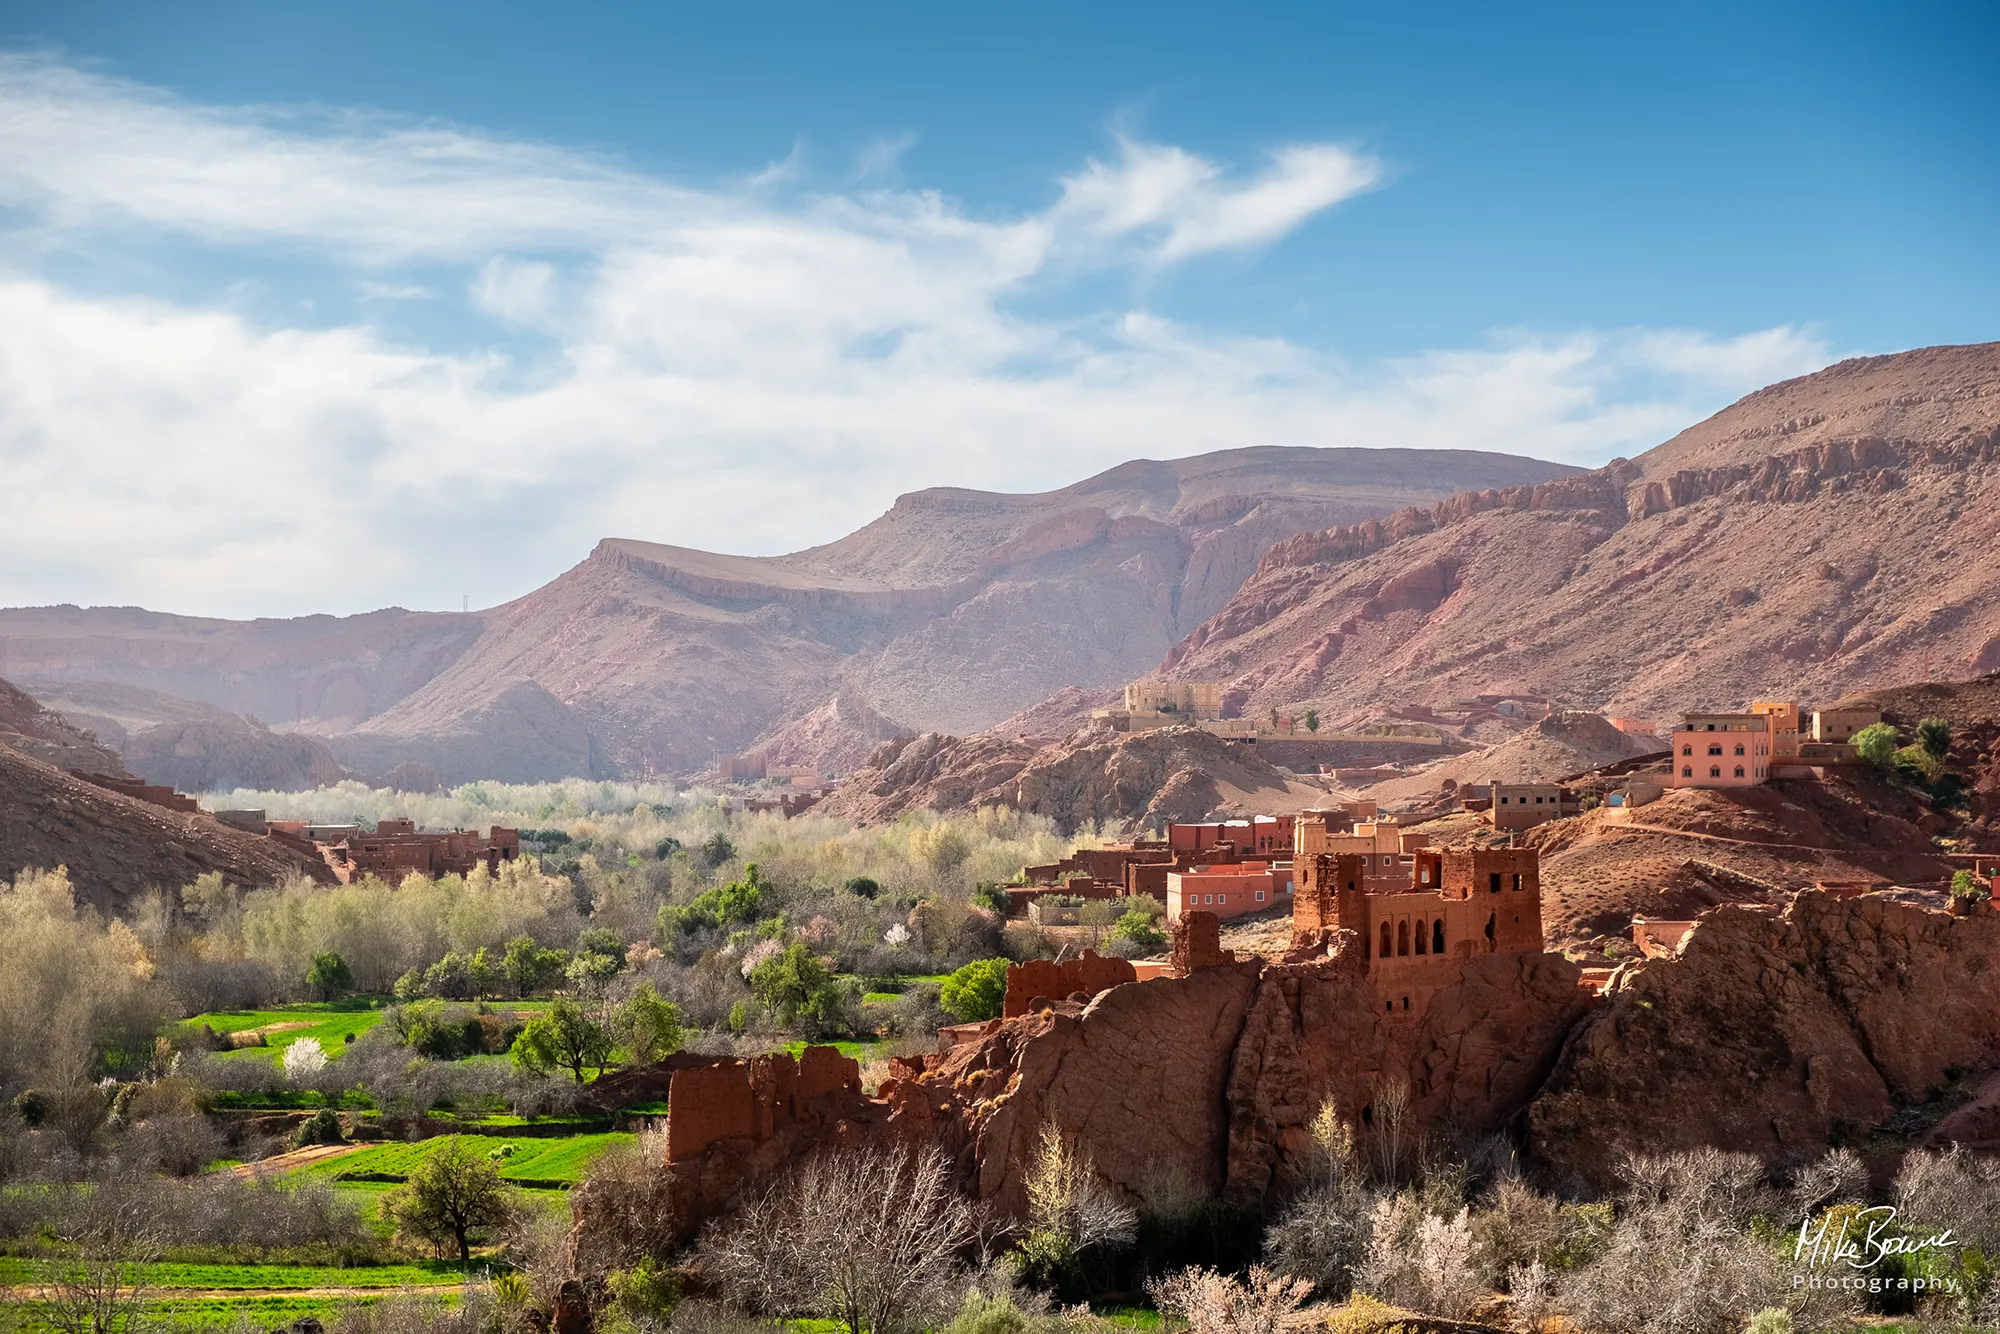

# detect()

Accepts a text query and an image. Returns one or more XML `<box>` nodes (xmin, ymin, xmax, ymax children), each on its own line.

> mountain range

<box><xmin>0</xmin><ymin>448</ymin><xmax>1569</xmax><ymax>785</ymax></box>
<box><xmin>6</xmin><ymin>341</ymin><xmax>1998</xmax><ymax>793</ymax></box>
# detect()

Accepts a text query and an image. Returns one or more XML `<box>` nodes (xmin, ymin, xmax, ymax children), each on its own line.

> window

<box><xmin>1708</xmin><ymin>745</ymin><xmax>1723</xmax><ymax>756</ymax></box>
<box><xmin>1414</xmin><ymin>919</ymin><xmax>1427</xmax><ymax>955</ymax></box>
<box><xmin>1734</xmin><ymin>744</ymin><xmax>1745</xmax><ymax>756</ymax></box>
<box><xmin>1681</xmin><ymin>744</ymin><xmax>1692</xmax><ymax>756</ymax></box>
<box><xmin>1499</xmin><ymin>795</ymin><xmax>1509</xmax><ymax>804</ymax></box>
<box><xmin>1381</xmin><ymin>922</ymin><xmax>1393</xmax><ymax>957</ymax></box>
<box><xmin>1682</xmin><ymin>766</ymin><xmax>1692</xmax><ymax>777</ymax></box>
<box><xmin>1513</xmin><ymin>873</ymin><xmax>1523</xmax><ymax>891</ymax></box>
<box><xmin>1218</xmin><ymin>895</ymin><xmax>1227</xmax><ymax>905</ymax></box>
<box><xmin>1490</xmin><ymin>873</ymin><xmax>1502</xmax><ymax>893</ymax></box>
<box><xmin>1397</xmin><ymin>921</ymin><xmax>1410</xmax><ymax>956</ymax></box>
<box><xmin>1734</xmin><ymin>767</ymin><xmax>1745</xmax><ymax>778</ymax></box>
<box><xmin>1710</xmin><ymin>766</ymin><xmax>1721</xmax><ymax>778</ymax></box>
<box><xmin>1432</xmin><ymin>920</ymin><xmax>1445</xmax><ymax>953</ymax></box>
<box><xmin>1255</xmin><ymin>890</ymin><xmax>1265</xmax><ymax>901</ymax></box>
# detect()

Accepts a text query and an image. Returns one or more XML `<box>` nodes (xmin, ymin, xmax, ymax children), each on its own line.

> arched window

<box><xmin>1397</xmin><ymin>921</ymin><xmax>1410</xmax><ymax>956</ymax></box>
<box><xmin>1708</xmin><ymin>745</ymin><xmax>1723</xmax><ymax>756</ymax></box>
<box><xmin>1734</xmin><ymin>744</ymin><xmax>1745</xmax><ymax>756</ymax></box>
<box><xmin>1432</xmin><ymin>919</ymin><xmax>1445</xmax><ymax>954</ymax></box>
<box><xmin>1380</xmin><ymin>922</ymin><xmax>1393</xmax><ymax>958</ymax></box>
<box><xmin>1485</xmin><ymin>912</ymin><xmax>1496</xmax><ymax>945</ymax></box>
<box><xmin>1414</xmin><ymin>919</ymin><xmax>1427</xmax><ymax>955</ymax></box>
<box><xmin>1681</xmin><ymin>744</ymin><xmax>1692</xmax><ymax>756</ymax></box>
<box><xmin>1682</xmin><ymin>766</ymin><xmax>1692</xmax><ymax>778</ymax></box>
<box><xmin>1734</xmin><ymin>766</ymin><xmax>1745</xmax><ymax>778</ymax></box>
<box><xmin>1709</xmin><ymin>766</ymin><xmax>1721</xmax><ymax>778</ymax></box>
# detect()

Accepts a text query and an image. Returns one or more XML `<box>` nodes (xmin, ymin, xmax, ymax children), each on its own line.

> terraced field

<box><xmin>294</xmin><ymin>1132</ymin><xmax>633</xmax><ymax>1187</ymax></box>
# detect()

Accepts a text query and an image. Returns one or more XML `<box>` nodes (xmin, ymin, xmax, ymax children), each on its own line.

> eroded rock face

<box><xmin>1528</xmin><ymin>892</ymin><xmax>2000</xmax><ymax>1187</ymax></box>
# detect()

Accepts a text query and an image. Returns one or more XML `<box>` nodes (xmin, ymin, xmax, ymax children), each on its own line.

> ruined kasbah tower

<box><xmin>1291</xmin><ymin>810</ymin><xmax>1546</xmax><ymax>1017</ymax></box>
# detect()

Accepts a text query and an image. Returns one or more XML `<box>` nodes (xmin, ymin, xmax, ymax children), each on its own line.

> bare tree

<box><xmin>34</xmin><ymin>1190</ymin><xmax>158</xmax><ymax>1334</ymax></box>
<box><xmin>1364</xmin><ymin>1075</ymin><xmax>1414</xmax><ymax>1189</ymax></box>
<box><xmin>702</xmin><ymin>1142</ymin><xmax>976</xmax><ymax>1334</ymax></box>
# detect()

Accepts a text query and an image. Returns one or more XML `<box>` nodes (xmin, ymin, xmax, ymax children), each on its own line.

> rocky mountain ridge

<box><xmin>2</xmin><ymin>446</ymin><xmax>1571</xmax><ymax>783</ymax></box>
<box><xmin>1163</xmin><ymin>343</ymin><xmax>2000</xmax><ymax>726</ymax></box>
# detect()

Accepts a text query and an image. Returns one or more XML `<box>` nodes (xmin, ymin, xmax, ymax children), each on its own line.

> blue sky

<box><xmin>1</xmin><ymin>2</ymin><xmax>1994</xmax><ymax>617</ymax></box>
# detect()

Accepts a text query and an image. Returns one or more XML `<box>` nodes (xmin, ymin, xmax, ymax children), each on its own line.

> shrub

<box><xmin>1014</xmin><ymin>1124</ymin><xmax>1136</xmax><ymax>1299</ymax></box>
<box><xmin>1110</xmin><ymin>909</ymin><xmax>1167</xmax><ymax>954</ymax></box>
<box><xmin>1916</xmin><ymin>717</ymin><xmax>1952</xmax><ymax>760</ymax></box>
<box><xmin>845</xmin><ymin>876</ymin><xmax>881</xmax><ymax>899</ymax></box>
<box><xmin>306</xmin><ymin>951</ymin><xmax>355</xmax><ymax>1000</ymax></box>
<box><xmin>1149</xmin><ymin>1266</ymin><xmax>1313</xmax><ymax>1334</ymax></box>
<box><xmin>510</xmin><ymin>999</ymin><xmax>613</xmax><ymax>1082</ymax></box>
<box><xmin>1951</xmin><ymin>869</ymin><xmax>1990</xmax><ymax>902</ymax></box>
<box><xmin>940</xmin><ymin>958</ymin><xmax>1009</xmax><ymax>1023</ymax></box>
<box><xmin>293</xmin><ymin>1106</ymin><xmax>346</xmax><ymax>1148</ymax></box>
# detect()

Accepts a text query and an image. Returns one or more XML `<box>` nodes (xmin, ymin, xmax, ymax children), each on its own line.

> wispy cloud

<box><xmin>0</xmin><ymin>53</ymin><xmax>1834</xmax><ymax>619</ymax></box>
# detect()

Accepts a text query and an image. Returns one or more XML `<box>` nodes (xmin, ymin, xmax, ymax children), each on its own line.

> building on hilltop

<box><xmin>269</xmin><ymin>819</ymin><xmax>521</xmax><ymax>883</ymax></box>
<box><xmin>1670</xmin><ymin>711</ymin><xmax>1780</xmax><ymax>788</ymax></box>
<box><xmin>1292</xmin><ymin>845</ymin><xmax>1545</xmax><ymax>1016</ymax></box>
<box><xmin>1484</xmin><ymin>782</ymin><xmax>1568</xmax><ymax>830</ymax></box>
<box><xmin>1294</xmin><ymin>810</ymin><xmax>1429</xmax><ymax>892</ymax></box>
<box><xmin>1810</xmin><ymin>705</ymin><xmax>1883</xmax><ymax>743</ymax></box>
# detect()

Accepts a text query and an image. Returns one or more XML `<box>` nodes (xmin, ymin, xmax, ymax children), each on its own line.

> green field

<box><xmin>0</xmin><ymin>1256</ymin><xmax>470</xmax><ymax>1291</ymax></box>
<box><xmin>179</xmin><ymin>998</ymin><xmax>557</xmax><ymax>1065</ymax></box>
<box><xmin>297</xmin><ymin>1132</ymin><xmax>632</xmax><ymax>1187</ymax></box>
<box><xmin>178</xmin><ymin>998</ymin><xmax>391</xmax><ymax>1063</ymax></box>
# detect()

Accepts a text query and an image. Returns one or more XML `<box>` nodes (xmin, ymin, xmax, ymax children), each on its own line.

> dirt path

<box><xmin>223</xmin><ymin>1143</ymin><xmax>367</xmax><ymax>1179</ymax></box>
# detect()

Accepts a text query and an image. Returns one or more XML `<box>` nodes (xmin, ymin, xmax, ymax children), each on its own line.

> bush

<box><xmin>940</xmin><ymin>958</ymin><xmax>1009</xmax><ymax>1023</ymax></box>
<box><xmin>510</xmin><ymin>999</ymin><xmax>613</xmax><ymax>1082</ymax></box>
<box><xmin>1110</xmin><ymin>909</ymin><xmax>1167</xmax><ymax>954</ymax></box>
<box><xmin>845</xmin><ymin>876</ymin><xmax>881</xmax><ymax>899</ymax></box>
<box><xmin>1951</xmin><ymin>870</ymin><xmax>1990</xmax><ymax>902</ymax></box>
<box><xmin>306</xmin><ymin>951</ymin><xmax>355</xmax><ymax>1000</ymax></box>
<box><xmin>293</xmin><ymin>1106</ymin><xmax>347</xmax><ymax>1148</ymax></box>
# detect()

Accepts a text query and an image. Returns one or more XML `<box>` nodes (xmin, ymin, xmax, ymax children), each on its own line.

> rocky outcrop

<box><xmin>121</xmin><ymin>718</ymin><xmax>349</xmax><ymax>793</ymax></box>
<box><xmin>1528</xmin><ymin>891</ymin><xmax>2000</xmax><ymax>1187</ymax></box>
<box><xmin>0</xmin><ymin>676</ymin><xmax>126</xmax><ymax>776</ymax></box>
<box><xmin>818</xmin><ymin>723</ymin><xmax>1317</xmax><ymax>831</ymax></box>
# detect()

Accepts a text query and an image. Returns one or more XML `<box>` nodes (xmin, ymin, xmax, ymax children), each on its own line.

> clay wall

<box><xmin>1440</xmin><ymin>848</ymin><xmax>1544</xmax><ymax>954</ymax></box>
<box><xmin>665</xmin><ymin>1060</ymin><xmax>758</xmax><ymax>1162</ymax></box>
<box><xmin>1002</xmin><ymin>950</ymin><xmax>1138</xmax><ymax>1017</ymax></box>
<box><xmin>70</xmin><ymin>771</ymin><xmax>200</xmax><ymax>814</ymax></box>
<box><xmin>662</xmin><ymin>1046</ymin><xmax>863</xmax><ymax>1163</ymax></box>
<box><xmin>1488</xmin><ymin>783</ymin><xmax>1564</xmax><ymax>830</ymax></box>
<box><xmin>1170</xmin><ymin>910</ymin><xmax>1234</xmax><ymax>974</ymax></box>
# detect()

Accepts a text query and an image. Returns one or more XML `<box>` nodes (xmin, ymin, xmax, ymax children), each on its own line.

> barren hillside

<box><xmin>0</xmin><ymin>677</ymin><xmax>126</xmax><ymax>776</ymax></box>
<box><xmin>1165</xmin><ymin>343</ymin><xmax>2000</xmax><ymax>728</ymax></box>
<box><xmin>818</xmin><ymin>723</ymin><xmax>1324</xmax><ymax>832</ymax></box>
<box><xmin>1</xmin><ymin>446</ymin><xmax>1570</xmax><ymax>782</ymax></box>
<box><xmin>0</xmin><ymin>742</ymin><xmax>329</xmax><ymax>909</ymax></box>
<box><xmin>24</xmin><ymin>679</ymin><xmax>349</xmax><ymax>791</ymax></box>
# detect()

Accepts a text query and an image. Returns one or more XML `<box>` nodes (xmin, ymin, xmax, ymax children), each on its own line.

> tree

<box><xmin>1112</xmin><ymin>909</ymin><xmax>1168</xmax><ymax>954</ymax></box>
<box><xmin>660</xmin><ymin>863</ymin><xmax>770</xmax><ymax>939</ymax></box>
<box><xmin>750</xmin><ymin>942</ymin><xmax>858</xmax><ymax>1038</ymax></box>
<box><xmin>702</xmin><ymin>1143</ymin><xmax>975</xmax><ymax>1334</ymax></box>
<box><xmin>502</xmin><ymin>934</ymin><xmax>567</xmax><ymax>997</ymax></box>
<box><xmin>613</xmin><ymin>982</ymin><xmax>685</xmax><ymax>1064</ymax></box>
<box><xmin>698</xmin><ymin>832</ymin><xmax>736</xmax><ymax>868</ymax></box>
<box><xmin>465</xmin><ymin>947</ymin><xmax>497</xmax><ymax>1000</ymax></box>
<box><xmin>282</xmin><ymin>1038</ymin><xmax>328</xmax><ymax>1084</ymax></box>
<box><xmin>510</xmin><ymin>998</ymin><xmax>613</xmax><ymax>1082</ymax></box>
<box><xmin>939</xmin><ymin>958</ymin><xmax>1008</xmax><ymax>1023</ymax></box>
<box><xmin>385</xmin><ymin>1137</ymin><xmax>514</xmax><ymax>1262</ymax></box>
<box><xmin>1851</xmin><ymin>722</ymin><xmax>1899</xmax><ymax>771</ymax></box>
<box><xmin>1952</xmin><ymin>870</ymin><xmax>1990</xmax><ymax>902</ymax></box>
<box><xmin>845</xmin><ymin>875</ymin><xmax>881</xmax><ymax>899</ymax></box>
<box><xmin>1916</xmin><ymin>717</ymin><xmax>1952</xmax><ymax>761</ymax></box>
<box><xmin>305</xmin><ymin>952</ymin><xmax>353</xmax><ymax>1000</ymax></box>
<box><xmin>1305</xmin><ymin>709</ymin><xmax>1321</xmax><ymax>734</ymax></box>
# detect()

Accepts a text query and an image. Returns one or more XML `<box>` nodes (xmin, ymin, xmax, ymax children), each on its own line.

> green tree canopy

<box><xmin>661</xmin><ymin>862</ymin><xmax>771</xmax><ymax>939</ymax></box>
<box><xmin>1851</xmin><ymin>722</ymin><xmax>1899</xmax><ymax>771</ymax></box>
<box><xmin>509</xmin><ymin>998</ymin><xmax>612</xmax><ymax>1083</ymax></box>
<box><xmin>1304</xmin><ymin>708</ymin><xmax>1320</xmax><ymax>734</ymax></box>
<box><xmin>749</xmin><ymin>941</ymin><xmax>857</xmax><ymax>1038</ymax></box>
<box><xmin>385</xmin><ymin>1137</ymin><xmax>513</xmax><ymax>1262</ymax></box>
<box><xmin>1111</xmin><ymin>910</ymin><xmax>1168</xmax><ymax>954</ymax></box>
<box><xmin>502</xmin><ymin>935</ymin><xmax>567</xmax><ymax>997</ymax></box>
<box><xmin>939</xmin><ymin>957</ymin><xmax>1009</xmax><ymax>1023</ymax></box>
<box><xmin>1916</xmin><ymin>717</ymin><xmax>1953</xmax><ymax>760</ymax></box>
<box><xmin>614</xmin><ymin>981</ymin><xmax>685</xmax><ymax>1064</ymax></box>
<box><xmin>305</xmin><ymin>952</ymin><xmax>354</xmax><ymax>1000</ymax></box>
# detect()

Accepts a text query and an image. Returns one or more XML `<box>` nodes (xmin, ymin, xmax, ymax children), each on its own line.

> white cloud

<box><xmin>1057</xmin><ymin>136</ymin><xmax>1384</xmax><ymax>260</ymax></box>
<box><xmin>0</xmin><ymin>54</ymin><xmax>1837</xmax><ymax>620</ymax></box>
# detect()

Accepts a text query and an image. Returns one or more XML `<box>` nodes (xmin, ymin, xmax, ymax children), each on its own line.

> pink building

<box><xmin>1670</xmin><ymin>711</ymin><xmax>1775</xmax><ymax>788</ymax></box>
<box><xmin>1165</xmin><ymin>861</ymin><xmax>1293</xmax><ymax>922</ymax></box>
